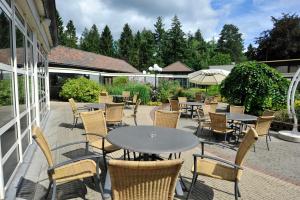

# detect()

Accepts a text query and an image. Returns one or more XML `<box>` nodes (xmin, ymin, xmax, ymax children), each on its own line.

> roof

<box><xmin>163</xmin><ymin>61</ymin><xmax>193</xmax><ymax>73</ymax></box>
<box><xmin>48</xmin><ymin>46</ymin><xmax>140</xmax><ymax>73</ymax></box>
<box><xmin>209</xmin><ymin>64</ymin><xmax>234</xmax><ymax>71</ymax></box>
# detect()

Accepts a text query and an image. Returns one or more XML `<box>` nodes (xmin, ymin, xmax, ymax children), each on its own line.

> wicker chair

<box><xmin>154</xmin><ymin>110</ymin><xmax>180</xmax><ymax>129</ymax></box>
<box><xmin>178</xmin><ymin>97</ymin><xmax>188</xmax><ymax>113</ymax></box>
<box><xmin>122</xmin><ymin>91</ymin><xmax>130</xmax><ymax>102</ymax></box>
<box><xmin>99</xmin><ymin>95</ymin><xmax>113</xmax><ymax>104</ymax></box>
<box><xmin>32</xmin><ymin>126</ymin><xmax>104</xmax><ymax>200</ymax></box>
<box><xmin>68</xmin><ymin>98</ymin><xmax>85</xmax><ymax>128</ymax></box>
<box><xmin>132</xmin><ymin>99</ymin><xmax>141</xmax><ymax>126</ymax></box>
<box><xmin>230</xmin><ymin>105</ymin><xmax>245</xmax><ymax>114</ymax></box>
<box><xmin>187</xmin><ymin>127</ymin><xmax>259</xmax><ymax>200</ymax></box>
<box><xmin>80</xmin><ymin>110</ymin><xmax>120</xmax><ymax>171</ymax></box>
<box><xmin>170</xmin><ymin>99</ymin><xmax>180</xmax><ymax>111</ymax></box>
<box><xmin>100</xmin><ymin>91</ymin><xmax>108</xmax><ymax>96</ymax></box>
<box><xmin>194</xmin><ymin>105</ymin><xmax>211</xmax><ymax>136</ymax></box>
<box><xmin>262</xmin><ymin>110</ymin><xmax>276</xmax><ymax>116</ymax></box>
<box><xmin>109</xmin><ymin>159</ymin><xmax>183</xmax><ymax>200</ymax></box>
<box><xmin>207</xmin><ymin>102</ymin><xmax>218</xmax><ymax>113</ymax></box>
<box><xmin>195</xmin><ymin>93</ymin><xmax>203</xmax><ymax>102</ymax></box>
<box><xmin>209</xmin><ymin>112</ymin><xmax>234</xmax><ymax>141</ymax></box>
<box><xmin>105</xmin><ymin>103</ymin><xmax>124</xmax><ymax>126</ymax></box>
<box><xmin>243</xmin><ymin>116</ymin><xmax>274</xmax><ymax>151</ymax></box>
<box><xmin>126</xmin><ymin>94</ymin><xmax>138</xmax><ymax>107</ymax></box>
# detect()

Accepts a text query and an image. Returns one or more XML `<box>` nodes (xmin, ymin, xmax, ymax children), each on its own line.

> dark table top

<box><xmin>84</xmin><ymin>103</ymin><xmax>105</xmax><ymax>110</ymax></box>
<box><xmin>106</xmin><ymin>126</ymin><xmax>199</xmax><ymax>154</ymax></box>
<box><xmin>225</xmin><ymin>112</ymin><xmax>257</xmax><ymax>121</ymax></box>
<box><xmin>179</xmin><ymin>102</ymin><xmax>203</xmax><ymax>106</ymax></box>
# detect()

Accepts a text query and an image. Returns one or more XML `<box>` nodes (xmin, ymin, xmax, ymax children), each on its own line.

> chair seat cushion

<box><xmin>213</xmin><ymin>128</ymin><xmax>234</xmax><ymax>134</ymax></box>
<box><xmin>53</xmin><ymin>159</ymin><xmax>97</xmax><ymax>183</ymax></box>
<box><xmin>192</xmin><ymin>159</ymin><xmax>237</xmax><ymax>182</ymax></box>
<box><xmin>90</xmin><ymin>138</ymin><xmax>120</xmax><ymax>152</ymax></box>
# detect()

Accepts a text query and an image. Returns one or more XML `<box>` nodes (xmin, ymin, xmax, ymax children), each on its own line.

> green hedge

<box><xmin>59</xmin><ymin>77</ymin><xmax>105</xmax><ymax>102</ymax></box>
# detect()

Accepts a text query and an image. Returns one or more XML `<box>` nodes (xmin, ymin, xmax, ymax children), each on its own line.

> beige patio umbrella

<box><xmin>188</xmin><ymin>69</ymin><xmax>230</xmax><ymax>85</ymax></box>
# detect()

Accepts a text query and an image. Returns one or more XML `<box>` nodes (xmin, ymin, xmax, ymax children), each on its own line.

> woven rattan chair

<box><xmin>178</xmin><ymin>97</ymin><xmax>189</xmax><ymax>113</ymax></box>
<box><xmin>207</xmin><ymin>102</ymin><xmax>218</xmax><ymax>113</ymax></box>
<box><xmin>122</xmin><ymin>91</ymin><xmax>130</xmax><ymax>103</ymax></box>
<box><xmin>209</xmin><ymin>112</ymin><xmax>234</xmax><ymax>141</ymax></box>
<box><xmin>68</xmin><ymin>98</ymin><xmax>85</xmax><ymax>128</ymax></box>
<box><xmin>262</xmin><ymin>110</ymin><xmax>276</xmax><ymax>116</ymax></box>
<box><xmin>195</xmin><ymin>105</ymin><xmax>211</xmax><ymax>136</ymax></box>
<box><xmin>109</xmin><ymin>159</ymin><xmax>183</xmax><ymax>200</ymax></box>
<box><xmin>80</xmin><ymin>110</ymin><xmax>120</xmax><ymax>171</ymax></box>
<box><xmin>154</xmin><ymin>110</ymin><xmax>180</xmax><ymax>129</ymax></box>
<box><xmin>170</xmin><ymin>99</ymin><xmax>180</xmax><ymax>111</ymax></box>
<box><xmin>100</xmin><ymin>91</ymin><xmax>108</xmax><ymax>96</ymax></box>
<box><xmin>126</xmin><ymin>93</ymin><xmax>138</xmax><ymax>107</ymax></box>
<box><xmin>105</xmin><ymin>103</ymin><xmax>124</xmax><ymax>126</ymax></box>
<box><xmin>195</xmin><ymin>93</ymin><xmax>203</xmax><ymax>102</ymax></box>
<box><xmin>32</xmin><ymin>126</ymin><xmax>104</xmax><ymax>200</ymax></box>
<box><xmin>187</xmin><ymin>127</ymin><xmax>259</xmax><ymax>200</ymax></box>
<box><xmin>99</xmin><ymin>95</ymin><xmax>113</xmax><ymax>104</ymax></box>
<box><xmin>243</xmin><ymin>116</ymin><xmax>274</xmax><ymax>151</ymax></box>
<box><xmin>230</xmin><ymin>105</ymin><xmax>245</xmax><ymax>114</ymax></box>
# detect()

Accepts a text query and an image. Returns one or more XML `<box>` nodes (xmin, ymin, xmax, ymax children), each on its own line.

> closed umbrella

<box><xmin>188</xmin><ymin>69</ymin><xmax>230</xmax><ymax>85</ymax></box>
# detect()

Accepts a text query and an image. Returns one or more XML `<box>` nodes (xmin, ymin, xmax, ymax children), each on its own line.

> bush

<box><xmin>157</xmin><ymin>80</ymin><xmax>181</xmax><ymax>102</ymax></box>
<box><xmin>220</xmin><ymin>61</ymin><xmax>289</xmax><ymax>115</ymax></box>
<box><xmin>0</xmin><ymin>79</ymin><xmax>12</xmax><ymax>106</ymax></box>
<box><xmin>113</xmin><ymin>76</ymin><xmax>129</xmax><ymax>86</ymax></box>
<box><xmin>59</xmin><ymin>77</ymin><xmax>105</xmax><ymax>102</ymax></box>
<box><xmin>180</xmin><ymin>88</ymin><xmax>206</xmax><ymax>100</ymax></box>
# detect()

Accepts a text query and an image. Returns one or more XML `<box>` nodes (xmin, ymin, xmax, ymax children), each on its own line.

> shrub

<box><xmin>113</xmin><ymin>76</ymin><xmax>129</xmax><ymax>86</ymax></box>
<box><xmin>59</xmin><ymin>77</ymin><xmax>105</xmax><ymax>102</ymax></box>
<box><xmin>0</xmin><ymin>79</ymin><xmax>12</xmax><ymax>106</ymax></box>
<box><xmin>206</xmin><ymin>85</ymin><xmax>220</xmax><ymax>97</ymax></box>
<box><xmin>157</xmin><ymin>80</ymin><xmax>181</xmax><ymax>102</ymax></box>
<box><xmin>220</xmin><ymin>61</ymin><xmax>289</xmax><ymax>115</ymax></box>
<box><xmin>180</xmin><ymin>88</ymin><xmax>206</xmax><ymax>100</ymax></box>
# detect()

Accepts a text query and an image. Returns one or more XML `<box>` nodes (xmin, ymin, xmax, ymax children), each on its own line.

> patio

<box><xmin>8</xmin><ymin>101</ymin><xmax>300</xmax><ymax>200</ymax></box>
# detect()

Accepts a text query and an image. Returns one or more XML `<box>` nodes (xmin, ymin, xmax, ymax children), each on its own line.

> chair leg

<box><xmin>253</xmin><ymin>144</ymin><xmax>256</xmax><ymax>152</ymax></box>
<box><xmin>179</xmin><ymin>173</ymin><xmax>187</xmax><ymax>191</ymax></box>
<box><xmin>123</xmin><ymin>149</ymin><xmax>127</xmax><ymax>160</ymax></box>
<box><xmin>234</xmin><ymin>181</ymin><xmax>239</xmax><ymax>200</ymax></box>
<box><xmin>134</xmin><ymin>116</ymin><xmax>137</xmax><ymax>126</ymax></box>
<box><xmin>266</xmin><ymin>135</ymin><xmax>270</xmax><ymax>151</ymax></box>
<box><xmin>237</xmin><ymin>182</ymin><xmax>241</xmax><ymax>197</ymax></box>
<box><xmin>51</xmin><ymin>181</ymin><xmax>57</xmax><ymax>200</ymax></box>
<box><xmin>103</xmin><ymin>152</ymin><xmax>107</xmax><ymax>173</ymax></box>
<box><xmin>186</xmin><ymin>172</ymin><xmax>198</xmax><ymax>200</ymax></box>
<box><xmin>45</xmin><ymin>180</ymin><xmax>52</xmax><ymax>199</ymax></box>
<box><xmin>93</xmin><ymin>176</ymin><xmax>105</xmax><ymax>200</ymax></box>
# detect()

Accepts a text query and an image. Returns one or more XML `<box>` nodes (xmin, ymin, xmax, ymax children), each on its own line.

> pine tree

<box><xmin>245</xmin><ymin>44</ymin><xmax>256</xmax><ymax>60</ymax></box>
<box><xmin>217</xmin><ymin>24</ymin><xmax>244</xmax><ymax>62</ymax></box>
<box><xmin>64</xmin><ymin>20</ymin><xmax>78</xmax><ymax>48</ymax></box>
<box><xmin>153</xmin><ymin>16</ymin><xmax>165</xmax><ymax>66</ymax></box>
<box><xmin>163</xmin><ymin>15</ymin><xmax>186</xmax><ymax>65</ymax></box>
<box><xmin>139</xmin><ymin>29</ymin><xmax>156</xmax><ymax>71</ymax></box>
<box><xmin>130</xmin><ymin>31</ymin><xmax>142</xmax><ymax>68</ymax></box>
<box><xmin>100</xmin><ymin>25</ymin><xmax>114</xmax><ymax>56</ymax></box>
<box><xmin>119</xmin><ymin>23</ymin><xmax>134</xmax><ymax>61</ymax></box>
<box><xmin>79</xmin><ymin>24</ymin><xmax>101</xmax><ymax>53</ymax></box>
<box><xmin>55</xmin><ymin>10</ymin><xmax>66</xmax><ymax>45</ymax></box>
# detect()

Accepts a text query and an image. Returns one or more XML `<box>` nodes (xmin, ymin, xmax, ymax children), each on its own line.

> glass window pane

<box><xmin>16</xmin><ymin>27</ymin><xmax>25</xmax><ymax>69</ymax></box>
<box><xmin>30</xmin><ymin>107</ymin><xmax>35</xmax><ymax>121</ymax></box>
<box><xmin>0</xmin><ymin>8</ymin><xmax>12</xmax><ymax>65</ymax></box>
<box><xmin>27</xmin><ymin>26</ymin><xmax>33</xmax><ymax>41</ymax></box>
<box><xmin>3</xmin><ymin>146</ymin><xmax>19</xmax><ymax>185</ymax></box>
<box><xmin>27</xmin><ymin>41</ymin><xmax>33</xmax><ymax>70</ymax></box>
<box><xmin>0</xmin><ymin>70</ymin><xmax>14</xmax><ymax>127</ymax></box>
<box><xmin>22</xmin><ymin>132</ymin><xmax>30</xmax><ymax>153</ymax></box>
<box><xmin>20</xmin><ymin>113</ymin><xmax>28</xmax><ymax>133</ymax></box>
<box><xmin>5</xmin><ymin>0</ymin><xmax>11</xmax><ymax>7</ymax></box>
<box><xmin>15</xmin><ymin>8</ymin><xmax>24</xmax><ymax>25</ymax></box>
<box><xmin>30</xmin><ymin>76</ymin><xmax>35</xmax><ymax>104</ymax></box>
<box><xmin>18</xmin><ymin>74</ymin><xmax>26</xmax><ymax>113</ymax></box>
<box><xmin>1</xmin><ymin>124</ymin><xmax>17</xmax><ymax>157</ymax></box>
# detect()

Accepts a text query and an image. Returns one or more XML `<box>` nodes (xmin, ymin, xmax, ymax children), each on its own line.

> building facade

<box><xmin>0</xmin><ymin>0</ymin><xmax>56</xmax><ymax>198</ymax></box>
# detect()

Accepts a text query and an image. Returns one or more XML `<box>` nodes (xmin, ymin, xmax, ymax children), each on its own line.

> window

<box><xmin>0</xmin><ymin>70</ymin><xmax>14</xmax><ymax>127</ymax></box>
<box><xmin>3</xmin><ymin>147</ymin><xmax>19</xmax><ymax>185</ymax></box>
<box><xmin>21</xmin><ymin>131</ymin><xmax>30</xmax><ymax>153</ymax></box>
<box><xmin>27</xmin><ymin>41</ymin><xmax>33</xmax><ymax>70</ymax></box>
<box><xmin>30</xmin><ymin>107</ymin><xmax>35</xmax><ymax>121</ymax></box>
<box><xmin>20</xmin><ymin>114</ymin><xmax>28</xmax><ymax>133</ymax></box>
<box><xmin>17</xmin><ymin>74</ymin><xmax>26</xmax><ymax>113</ymax></box>
<box><xmin>4</xmin><ymin>0</ymin><xmax>11</xmax><ymax>7</ymax></box>
<box><xmin>15</xmin><ymin>8</ymin><xmax>24</xmax><ymax>25</ymax></box>
<box><xmin>1</xmin><ymin>124</ymin><xmax>17</xmax><ymax>157</ymax></box>
<box><xmin>16</xmin><ymin>27</ymin><xmax>25</xmax><ymax>69</ymax></box>
<box><xmin>0</xmin><ymin>8</ymin><xmax>12</xmax><ymax>66</ymax></box>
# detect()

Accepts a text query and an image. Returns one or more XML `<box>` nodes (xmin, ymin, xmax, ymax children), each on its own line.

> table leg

<box><xmin>175</xmin><ymin>179</ymin><xmax>184</xmax><ymax>196</ymax></box>
<box><xmin>103</xmin><ymin>169</ymin><xmax>111</xmax><ymax>199</ymax></box>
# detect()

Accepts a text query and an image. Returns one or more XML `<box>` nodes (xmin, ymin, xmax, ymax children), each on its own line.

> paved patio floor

<box><xmin>10</xmin><ymin>102</ymin><xmax>300</xmax><ymax>200</ymax></box>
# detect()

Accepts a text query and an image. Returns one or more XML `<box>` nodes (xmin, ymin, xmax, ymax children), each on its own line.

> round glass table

<box><xmin>179</xmin><ymin>102</ymin><xmax>204</xmax><ymax>118</ymax></box>
<box><xmin>84</xmin><ymin>103</ymin><xmax>105</xmax><ymax>111</ymax></box>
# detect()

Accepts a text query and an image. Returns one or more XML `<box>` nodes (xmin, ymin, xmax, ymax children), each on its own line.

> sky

<box><xmin>56</xmin><ymin>0</ymin><xmax>300</xmax><ymax>48</ymax></box>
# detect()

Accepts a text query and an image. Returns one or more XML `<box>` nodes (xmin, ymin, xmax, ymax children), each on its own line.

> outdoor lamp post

<box><xmin>148</xmin><ymin>64</ymin><xmax>162</xmax><ymax>101</ymax></box>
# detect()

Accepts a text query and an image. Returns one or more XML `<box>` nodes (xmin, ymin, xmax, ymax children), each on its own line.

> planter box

<box><xmin>271</xmin><ymin>120</ymin><xmax>300</xmax><ymax>132</ymax></box>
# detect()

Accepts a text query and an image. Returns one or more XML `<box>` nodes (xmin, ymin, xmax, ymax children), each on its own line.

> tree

<box><xmin>245</xmin><ymin>44</ymin><xmax>256</xmax><ymax>60</ymax></box>
<box><xmin>255</xmin><ymin>13</ymin><xmax>300</xmax><ymax>60</ymax></box>
<box><xmin>220</xmin><ymin>61</ymin><xmax>289</xmax><ymax>115</ymax></box>
<box><xmin>64</xmin><ymin>20</ymin><xmax>78</xmax><ymax>48</ymax></box>
<box><xmin>163</xmin><ymin>15</ymin><xmax>186</xmax><ymax>65</ymax></box>
<box><xmin>55</xmin><ymin>10</ymin><xmax>66</xmax><ymax>45</ymax></box>
<box><xmin>119</xmin><ymin>23</ymin><xmax>134</xmax><ymax>62</ymax></box>
<box><xmin>130</xmin><ymin>31</ymin><xmax>142</xmax><ymax>68</ymax></box>
<box><xmin>217</xmin><ymin>24</ymin><xmax>244</xmax><ymax>62</ymax></box>
<box><xmin>100</xmin><ymin>25</ymin><xmax>114</xmax><ymax>56</ymax></box>
<box><xmin>79</xmin><ymin>24</ymin><xmax>101</xmax><ymax>53</ymax></box>
<box><xmin>209</xmin><ymin>52</ymin><xmax>231</xmax><ymax>65</ymax></box>
<box><xmin>138</xmin><ymin>29</ymin><xmax>156</xmax><ymax>71</ymax></box>
<box><xmin>153</xmin><ymin>16</ymin><xmax>165</xmax><ymax>66</ymax></box>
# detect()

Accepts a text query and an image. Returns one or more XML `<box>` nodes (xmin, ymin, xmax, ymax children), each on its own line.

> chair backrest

<box><xmin>122</xmin><ymin>91</ymin><xmax>130</xmax><ymax>98</ymax></box>
<box><xmin>262</xmin><ymin>110</ymin><xmax>276</xmax><ymax>116</ymax></box>
<box><xmin>207</xmin><ymin>102</ymin><xmax>218</xmax><ymax>113</ymax></box>
<box><xmin>170</xmin><ymin>100</ymin><xmax>180</xmax><ymax>111</ymax></box>
<box><xmin>196</xmin><ymin>104</ymin><xmax>211</xmax><ymax>121</ymax></box>
<box><xmin>133</xmin><ymin>99</ymin><xmax>141</xmax><ymax>115</ymax></box>
<box><xmin>178</xmin><ymin>97</ymin><xmax>187</xmax><ymax>103</ymax></box>
<box><xmin>132</xmin><ymin>94</ymin><xmax>138</xmax><ymax>104</ymax></box>
<box><xmin>195</xmin><ymin>93</ymin><xmax>203</xmax><ymax>102</ymax></box>
<box><xmin>235</xmin><ymin>127</ymin><xmax>258</xmax><ymax>180</ymax></box>
<box><xmin>108</xmin><ymin>159</ymin><xmax>183</xmax><ymax>200</ymax></box>
<box><xmin>154</xmin><ymin>110</ymin><xmax>180</xmax><ymax>129</ymax></box>
<box><xmin>99</xmin><ymin>95</ymin><xmax>113</xmax><ymax>104</ymax></box>
<box><xmin>255</xmin><ymin>116</ymin><xmax>274</xmax><ymax>136</ymax></box>
<box><xmin>100</xmin><ymin>91</ymin><xmax>108</xmax><ymax>96</ymax></box>
<box><xmin>32</xmin><ymin>126</ymin><xmax>54</xmax><ymax>167</ymax></box>
<box><xmin>230</xmin><ymin>105</ymin><xmax>245</xmax><ymax>114</ymax></box>
<box><xmin>80</xmin><ymin>110</ymin><xmax>108</xmax><ymax>143</ymax></box>
<box><xmin>105</xmin><ymin>103</ymin><xmax>124</xmax><ymax>123</ymax></box>
<box><xmin>68</xmin><ymin>98</ymin><xmax>78</xmax><ymax>115</ymax></box>
<box><xmin>209</xmin><ymin>112</ymin><xmax>227</xmax><ymax>132</ymax></box>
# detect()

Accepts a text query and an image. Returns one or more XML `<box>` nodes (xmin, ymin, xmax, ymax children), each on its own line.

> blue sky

<box><xmin>57</xmin><ymin>0</ymin><xmax>300</xmax><ymax>49</ymax></box>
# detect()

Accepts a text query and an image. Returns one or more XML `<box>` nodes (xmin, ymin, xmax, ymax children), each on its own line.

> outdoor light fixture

<box><xmin>148</xmin><ymin>64</ymin><xmax>163</xmax><ymax>101</ymax></box>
